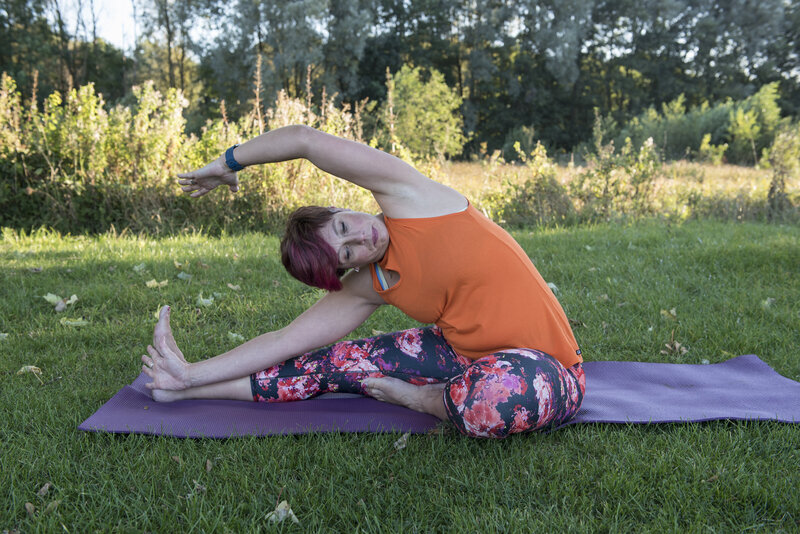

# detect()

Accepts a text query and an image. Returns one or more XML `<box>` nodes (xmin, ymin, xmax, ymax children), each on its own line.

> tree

<box><xmin>383</xmin><ymin>64</ymin><xmax>465</xmax><ymax>158</ymax></box>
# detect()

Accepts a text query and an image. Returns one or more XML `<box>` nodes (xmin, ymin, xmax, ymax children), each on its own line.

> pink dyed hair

<box><xmin>280</xmin><ymin>206</ymin><xmax>345</xmax><ymax>291</ymax></box>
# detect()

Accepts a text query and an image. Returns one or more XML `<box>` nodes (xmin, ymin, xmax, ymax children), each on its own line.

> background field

<box><xmin>1</xmin><ymin>220</ymin><xmax>798</xmax><ymax>532</ymax></box>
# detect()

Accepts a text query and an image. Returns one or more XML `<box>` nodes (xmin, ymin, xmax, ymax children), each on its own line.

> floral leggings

<box><xmin>251</xmin><ymin>326</ymin><xmax>585</xmax><ymax>438</ymax></box>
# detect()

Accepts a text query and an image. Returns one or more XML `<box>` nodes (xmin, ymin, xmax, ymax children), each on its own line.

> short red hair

<box><xmin>280</xmin><ymin>206</ymin><xmax>345</xmax><ymax>291</ymax></box>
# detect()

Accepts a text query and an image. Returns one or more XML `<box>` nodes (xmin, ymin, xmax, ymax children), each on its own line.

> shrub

<box><xmin>611</xmin><ymin>83</ymin><xmax>783</xmax><ymax>165</ymax></box>
<box><xmin>763</xmin><ymin>122</ymin><xmax>800</xmax><ymax>221</ymax></box>
<box><xmin>696</xmin><ymin>133</ymin><xmax>728</xmax><ymax>165</ymax></box>
<box><xmin>378</xmin><ymin>65</ymin><xmax>466</xmax><ymax>160</ymax></box>
<box><xmin>486</xmin><ymin>141</ymin><xmax>575</xmax><ymax>227</ymax></box>
<box><xmin>572</xmin><ymin>113</ymin><xmax>662</xmax><ymax>220</ymax></box>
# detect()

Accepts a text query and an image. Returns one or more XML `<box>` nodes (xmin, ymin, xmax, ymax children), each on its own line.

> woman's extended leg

<box><xmin>250</xmin><ymin>326</ymin><xmax>470</xmax><ymax>403</ymax></box>
<box><xmin>151</xmin><ymin>376</ymin><xmax>252</xmax><ymax>402</ymax></box>
<box><xmin>443</xmin><ymin>350</ymin><xmax>585</xmax><ymax>438</ymax></box>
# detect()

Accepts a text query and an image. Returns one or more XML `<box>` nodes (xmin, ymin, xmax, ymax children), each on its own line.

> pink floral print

<box><xmin>250</xmin><ymin>327</ymin><xmax>585</xmax><ymax>438</ymax></box>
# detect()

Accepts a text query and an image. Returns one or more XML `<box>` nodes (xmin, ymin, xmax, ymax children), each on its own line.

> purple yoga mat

<box><xmin>78</xmin><ymin>355</ymin><xmax>800</xmax><ymax>438</ymax></box>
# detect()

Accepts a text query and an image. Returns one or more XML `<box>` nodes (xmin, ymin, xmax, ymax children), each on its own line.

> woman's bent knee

<box><xmin>443</xmin><ymin>350</ymin><xmax>584</xmax><ymax>438</ymax></box>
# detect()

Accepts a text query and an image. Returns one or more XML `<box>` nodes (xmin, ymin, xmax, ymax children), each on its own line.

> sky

<box><xmin>61</xmin><ymin>0</ymin><xmax>137</xmax><ymax>52</ymax></box>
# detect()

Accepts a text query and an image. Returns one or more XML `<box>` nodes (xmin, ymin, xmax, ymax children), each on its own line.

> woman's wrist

<box><xmin>224</xmin><ymin>144</ymin><xmax>245</xmax><ymax>171</ymax></box>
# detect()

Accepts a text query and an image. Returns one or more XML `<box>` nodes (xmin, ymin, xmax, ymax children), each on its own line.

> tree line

<box><xmin>2</xmin><ymin>0</ymin><xmax>799</xmax><ymax>158</ymax></box>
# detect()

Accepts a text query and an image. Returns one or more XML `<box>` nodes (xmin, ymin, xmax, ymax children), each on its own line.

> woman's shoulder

<box><xmin>377</xmin><ymin>181</ymin><xmax>467</xmax><ymax>219</ymax></box>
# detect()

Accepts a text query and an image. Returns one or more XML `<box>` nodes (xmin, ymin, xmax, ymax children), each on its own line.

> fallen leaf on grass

<box><xmin>16</xmin><ymin>366</ymin><xmax>44</xmax><ymax>384</ymax></box>
<box><xmin>266</xmin><ymin>501</ymin><xmax>300</xmax><ymax>525</ymax></box>
<box><xmin>145</xmin><ymin>279</ymin><xmax>168</xmax><ymax>288</ymax></box>
<box><xmin>43</xmin><ymin>293</ymin><xmax>62</xmax><ymax>305</ymax></box>
<box><xmin>206</xmin><ymin>459</ymin><xmax>213</xmax><ymax>472</ymax></box>
<box><xmin>597</xmin><ymin>293</ymin><xmax>610</xmax><ymax>302</ymax></box>
<box><xmin>660</xmin><ymin>308</ymin><xmax>677</xmax><ymax>321</ymax></box>
<box><xmin>393</xmin><ymin>432</ymin><xmax>410</xmax><ymax>451</ymax></box>
<box><xmin>547</xmin><ymin>282</ymin><xmax>559</xmax><ymax>295</ymax></box>
<box><xmin>171</xmin><ymin>455</ymin><xmax>182</xmax><ymax>465</ymax></box>
<box><xmin>371</xmin><ymin>329</ymin><xmax>385</xmax><ymax>336</ymax></box>
<box><xmin>133</xmin><ymin>263</ymin><xmax>147</xmax><ymax>274</ymax></box>
<box><xmin>568</xmin><ymin>318</ymin><xmax>586</xmax><ymax>328</ymax></box>
<box><xmin>0</xmin><ymin>333</ymin><xmax>8</xmax><ymax>340</ymax></box>
<box><xmin>177</xmin><ymin>271</ymin><xmax>192</xmax><ymax>281</ymax></box>
<box><xmin>29</xmin><ymin>267</ymin><xmax>43</xmax><ymax>273</ymax></box>
<box><xmin>196</xmin><ymin>261</ymin><xmax>210</xmax><ymax>269</ymax></box>
<box><xmin>196</xmin><ymin>293</ymin><xmax>214</xmax><ymax>307</ymax></box>
<box><xmin>661</xmin><ymin>329</ymin><xmax>688</xmax><ymax>356</ymax></box>
<box><xmin>59</xmin><ymin>317</ymin><xmax>89</xmax><ymax>327</ymax></box>
<box><xmin>44</xmin><ymin>500</ymin><xmax>60</xmax><ymax>513</ymax></box>
<box><xmin>761</xmin><ymin>297</ymin><xmax>776</xmax><ymax>309</ymax></box>
<box><xmin>44</xmin><ymin>293</ymin><xmax>78</xmax><ymax>312</ymax></box>
<box><xmin>226</xmin><ymin>283</ymin><xmax>241</xmax><ymax>291</ymax></box>
<box><xmin>37</xmin><ymin>482</ymin><xmax>52</xmax><ymax>497</ymax></box>
<box><xmin>228</xmin><ymin>332</ymin><xmax>245</xmax><ymax>342</ymax></box>
<box><xmin>24</xmin><ymin>502</ymin><xmax>35</xmax><ymax>517</ymax></box>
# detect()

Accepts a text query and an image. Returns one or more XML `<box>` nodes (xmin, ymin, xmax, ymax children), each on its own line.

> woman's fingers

<box><xmin>141</xmin><ymin>354</ymin><xmax>154</xmax><ymax>367</ymax></box>
<box><xmin>146</xmin><ymin>344</ymin><xmax>162</xmax><ymax>361</ymax></box>
<box><xmin>142</xmin><ymin>365</ymin><xmax>154</xmax><ymax>378</ymax></box>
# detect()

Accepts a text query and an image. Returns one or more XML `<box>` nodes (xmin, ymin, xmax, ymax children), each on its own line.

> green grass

<box><xmin>1</xmin><ymin>220</ymin><xmax>799</xmax><ymax>532</ymax></box>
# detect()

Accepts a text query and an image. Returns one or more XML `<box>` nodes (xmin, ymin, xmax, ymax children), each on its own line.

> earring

<box><xmin>354</xmin><ymin>266</ymin><xmax>360</xmax><ymax>272</ymax></box>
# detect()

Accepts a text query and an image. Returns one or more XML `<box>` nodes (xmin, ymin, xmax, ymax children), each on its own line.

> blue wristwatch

<box><xmin>225</xmin><ymin>144</ymin><xmax>244</xmax><ymax>171</ymax></box>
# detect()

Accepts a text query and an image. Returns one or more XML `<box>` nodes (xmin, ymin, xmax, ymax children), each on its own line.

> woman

<box><xmin>141</xmin><ymin>125</ymin><xmax>584</xmax><ymax>438</ymax></box>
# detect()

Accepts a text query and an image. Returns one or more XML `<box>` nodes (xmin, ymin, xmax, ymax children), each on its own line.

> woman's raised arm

<box><xmin>178</xmin><ymin>125</ymin><xmax>466</xmax><ymax>218</ymax></box>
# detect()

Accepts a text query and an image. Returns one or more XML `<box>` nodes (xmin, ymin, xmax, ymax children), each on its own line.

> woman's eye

<box><xmin>345</xmin><ymin>248</ymin><xmax>351</xmax><ymax>261</ymax></box>
<box><xmin>340</xmin><ymin>222</ymin><xmax>346</xmax><ymax>234</ymax></box>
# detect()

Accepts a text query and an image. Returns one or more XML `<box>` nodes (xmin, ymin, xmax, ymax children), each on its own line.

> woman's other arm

<box><xmin>143</xmin><ymin>269</ymin><xmax>385</xmax><ymax>390</ymax></box>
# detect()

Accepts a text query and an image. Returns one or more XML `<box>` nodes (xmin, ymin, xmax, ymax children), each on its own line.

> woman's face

<box><xmin>317</xmin><ymin>210</ymin><xmax>389</xmax><ymax>269</ymax></box>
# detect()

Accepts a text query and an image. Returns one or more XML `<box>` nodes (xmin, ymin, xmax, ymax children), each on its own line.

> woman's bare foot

<box><xmin>152</xmin><ymin>305</ymin><xmax>187</xmax><ymax>362</ymax></box>
<box><xmin>141</xmin><ymin>306</ymin><xmax>191</xmax><ymax>392</ymax></box>
<box><xmin>151</xmin><ymin>388</ymin><xmax>182</xmax><ymax>402</ymax></box>
<box><xmin>362</xmin><ymin>377</ymin><xmax>449</xmax><ymax>420</ymax></box>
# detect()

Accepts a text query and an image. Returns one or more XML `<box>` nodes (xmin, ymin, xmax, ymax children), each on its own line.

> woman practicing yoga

<box><xmin>141</xmin><ymin>125</ymin><xmax>585</xmax><ymax>438</ymax></box>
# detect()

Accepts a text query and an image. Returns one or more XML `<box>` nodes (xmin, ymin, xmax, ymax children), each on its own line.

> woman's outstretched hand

<box><xmin>141</xmin><ymin>306</ymin><xmax>191</xmax><ymax>391</ymax></box>
<box><xmin>177</xmin><ymin>157</ymin><xmax>240</xmax><ymax>198</ymax></box>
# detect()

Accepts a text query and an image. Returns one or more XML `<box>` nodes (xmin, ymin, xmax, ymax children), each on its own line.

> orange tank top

<box><xmin>370</xmin><ymin>203</ymin><xmax>583</xmax><ymax>367</ymax></box>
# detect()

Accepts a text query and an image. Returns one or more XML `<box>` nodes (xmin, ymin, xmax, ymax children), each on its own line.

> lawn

<box><xmin>1</xmin><ymin>220</ymin><xmax>798</xmax><ymax>532</ymax></box>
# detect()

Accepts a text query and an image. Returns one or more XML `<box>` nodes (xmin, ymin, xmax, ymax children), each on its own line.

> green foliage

<box><xmin>501</xmin><ymin>125</ymin><xmax>537</xmax><ymax>162</ymax></box>
<box><xmin>486</xmin><ymin>141</ymin><xmax>575</xmax><ymax>227</ymax></box>
<box><xmin>763</xmin><ymin>122</ymin><xmax>800</xmax><ymax>221</ymax></box>
<box><xmin>380</xmin><ymin>65</ymin><xmax>466</xmax><ymax>159</ymax></box>
<box><xmin>574</xmin><ymin>113</ymin><xmax>662</xmax><ymax>220</ymax></box>
<box><xmin>697</xmin><ymin>133</ymin><xmax>728</xmax><ymax>165</ymax></box>
<box><xmin>612</xmin><ymin>83</ymin><xmax>785</xmax><ymax>165</ymax></box>
<box><xmin>727</xmin><ymin>83</ymin><xmax>784</xmax><ymax>165</ymax></box>
<box><xmin>0</xmin><ymin>73</ymin><xmax>376</xmax><ymax>234</ymax></box>
<box><xmin>0</xmin><ymin>73</ymin><xmax>794</xmax><ymax>235</ymax></box>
